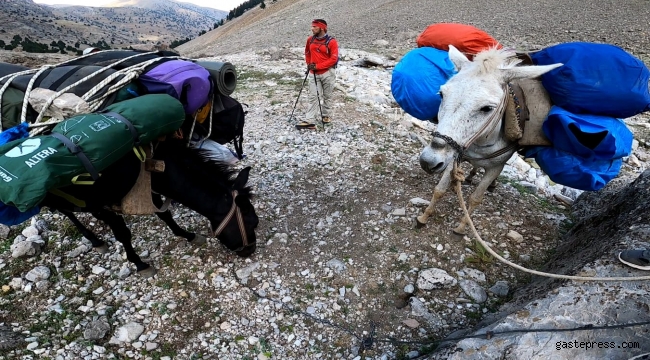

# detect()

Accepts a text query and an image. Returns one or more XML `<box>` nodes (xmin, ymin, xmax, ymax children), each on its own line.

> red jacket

<box><xmin>305</xmin><ymin>35</ymin><xmax>339</xmax><ymax>75</ymax></box>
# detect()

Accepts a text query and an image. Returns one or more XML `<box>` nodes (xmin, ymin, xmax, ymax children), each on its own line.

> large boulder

<box><xmin>432</xmin><ymin>170</ymin><xmax>650</xmax><ymax>359</ymax></box>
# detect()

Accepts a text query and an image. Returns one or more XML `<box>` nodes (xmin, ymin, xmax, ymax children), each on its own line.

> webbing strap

<box><xmin>50</xmin><ymin>132</ymin><xmax>100</xmax><ymax>180</ymax></box>
<box><xmin>49</xmin><ymin>188</ymin><xmax>87</xmax><ymax>208</ymax></box>
<box><xmin>103</xmin><ymin>111</ymin><xmax>140</xmax><ymax>145</ymax></box>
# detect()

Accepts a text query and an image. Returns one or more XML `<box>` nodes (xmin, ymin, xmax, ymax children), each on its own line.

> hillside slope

<box><xmin>0</xmin><ymin>0</ymin><xmax>226</xmax><ymax>50</ymax></box>
<box><xmin>178</xmin><ymin>0</ymin><xmax>650</xmax><ymax>59</ymax></box>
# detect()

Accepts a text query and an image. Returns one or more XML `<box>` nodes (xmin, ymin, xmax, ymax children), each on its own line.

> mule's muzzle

<box><xmin>419</xmin><ymin>155</ymin><xmax>446</xmax><ymax>174</ymax></box>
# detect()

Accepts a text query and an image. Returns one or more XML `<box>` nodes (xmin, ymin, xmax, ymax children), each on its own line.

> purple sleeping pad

<box><xmin>139</xmin><ymin>60</ymin><xmax>211</xmax><ymax>114</ymax></box>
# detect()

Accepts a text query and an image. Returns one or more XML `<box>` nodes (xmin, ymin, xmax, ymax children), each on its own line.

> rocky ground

<box><xmin>1</xmin><ymin>45</ymin><xmax>649</xmax><ymax>359</ymax></box>
<box><xmin>2</xmin><ymin>0</ymin><xmax>650</xmax><ymax>359</ymax></box>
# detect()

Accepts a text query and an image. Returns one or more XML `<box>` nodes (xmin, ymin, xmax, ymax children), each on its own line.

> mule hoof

<box><xmin>137</xmin><ymin>266</ymin><xmax>157</xmax><ymax>278</ymax></box>
<box><xmin>190</xmin><ymin>234</ymin><xmax>207</xmax><ymax>246</ymax></box>
<box><xmin>93</xmin><ymin>244</ymin><xmax>109</xmax><ymax>254</ymax></box>
<box><xmin>414</xmin><ymin>216</ymin><xmax>427</xmax><ymax>228</ymax></box>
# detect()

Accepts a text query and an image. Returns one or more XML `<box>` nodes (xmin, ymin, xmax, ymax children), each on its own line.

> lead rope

<box><xmin>450</xmin><ymin>162</ymin><xmax>650</xmax><ymax>281</ymax></box>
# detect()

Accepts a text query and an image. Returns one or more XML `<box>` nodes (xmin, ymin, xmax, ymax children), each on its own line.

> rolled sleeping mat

<box><xmin>196</xmin><ymin>61</ymin><xmax>237</xmax><ymax>96</ymax></box>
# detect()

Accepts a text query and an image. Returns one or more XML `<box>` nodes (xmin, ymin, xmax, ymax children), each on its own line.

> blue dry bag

<box><xmin>523</xmin><ymin>146</ymin><xmax>623</xmax><ymax>191</ymax></box>
<box><xmin>531</xmin><ymin>42</ymin><xmax>650</xmax><ymax>118</ymax></box>
<box><xmin>391</xmin><ymin>47</ymin><xmax>456</xmax><ymax>121</ymax></box>
<box><xmin>543</xmin><ymin>106</ymin><xmax>633</xmax><ymax>161</ymax></box>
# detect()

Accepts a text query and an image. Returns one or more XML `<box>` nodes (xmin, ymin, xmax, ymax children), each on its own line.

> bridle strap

<box><xmin>461</xmin><ymin>142</ymin><xmax>520</xmax><ymax>161</ymax></box>
<box><xmin>211</xmin><ymin>190</ymin><xmax>249</xmax><ymax>250</ymax></box>
<box><xmin>462</xmin><ymin>85</ymin><xmax>508</xmax><ymax>149</ymax></box>
<box><xmin>432</xmin><ymin>83</ymin><xmax>516</xmax><ymax>163</ymax></box>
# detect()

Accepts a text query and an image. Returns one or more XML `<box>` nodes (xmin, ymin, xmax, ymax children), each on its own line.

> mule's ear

<box><xmin>448</xmin><ymin>45</ymin><xmax>470</xmax><ymax>71</ymax></box>
<box><xmin>233</xmin><ymin>166</ymin><xmax>251</xmax><ymax>189</ymax></box>
<box><xmin>501</xmin><ymin>63</ymin><xmax>562</xmax><ymax>82</ymax></box>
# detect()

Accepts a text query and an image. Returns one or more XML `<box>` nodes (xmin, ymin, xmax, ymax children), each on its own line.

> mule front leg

<box><xmin>92</xmin><ymin>210</ymin><xmax>156</xmax><ymax>277</ymax></box>
<box><xmin>152</xmin><ymin>194</ymin><xmax>206</xmax><ymax>245</ymax></box>
<box><xmin>453</xmin><ymin>164</ymin><xmax>505</xmax><ymax>236</ymax></box>
<box><xmin>416</xmin><ymin>166</ymin><xmax>453</xmax><ymax>227</ymax></box>
<box><xmin>59</xmin><ymin>210</ymin><xmax>109</xmax><ymax>254</ymax></box>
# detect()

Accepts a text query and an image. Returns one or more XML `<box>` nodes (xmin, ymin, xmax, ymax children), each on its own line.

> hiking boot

<box><xmin>322</xmin><ymin>116</ymin><xmax>331</xmax><ymax>124</ymax></box>
<box><xmin>618</xmin><ymin>249</ymin><xmax>650</xmax><ymax>270</ymax></box>
<box><xmin>295</xmin><ymin>121</ymin><xmax>316</xmax><ymax>130</ymax></box>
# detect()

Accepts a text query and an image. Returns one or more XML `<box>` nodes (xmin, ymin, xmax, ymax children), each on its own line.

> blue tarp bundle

<box><xmin>523</xmin><ymin>146</ymin><xmax>623</xmax><ymax>192</ymax></box>
<box><xmin>391</xmin><ymin>47</ymin><xmax>456</xmax><ymax>121</ymax></box>
<box><xmin>543</xmin><ymin>106</ymin><xmax>633</xmax><ymax>161</ymax></box>
<box><xmin>523</xmin><ymin>42</ymin><xmax>647</xmax><ymax>191</ymax></box>
<box><xmin>524</xmin><ymin>106</ymin><xmax>633</xmax><ymax>191</ymax></box>
<box><xmin>531</xmin><ymin>42</ymin><xmax>650</xmax><ymax>118</ymax></box>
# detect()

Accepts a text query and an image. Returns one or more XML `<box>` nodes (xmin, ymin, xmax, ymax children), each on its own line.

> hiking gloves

<box><xmin>308</xmin><ymin>63</ymin><xmax>317</xmax><ymax>70</ymax></box>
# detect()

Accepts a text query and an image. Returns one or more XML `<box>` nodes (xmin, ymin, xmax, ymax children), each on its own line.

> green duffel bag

<box><xmin>1</xmin><ymin>87</ymin><xmax>25</xmax><ymax>131</ymax></box>
<box><xmin>0</xmin><ymin>94</ymin><xmax>184</xmax><ymax>211</ymax></box>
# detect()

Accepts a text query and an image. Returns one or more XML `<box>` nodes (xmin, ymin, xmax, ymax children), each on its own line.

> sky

<box><xmin>33</xmin><ymin>0</ymin><xmax>246</xmax><ymax>12</ymax></box>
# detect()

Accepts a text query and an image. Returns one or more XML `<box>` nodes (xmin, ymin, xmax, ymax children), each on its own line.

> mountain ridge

<box><xmin>0</xmin><ymin>0</ymin><xmax>227</xmax><ymax>51</ymax></box>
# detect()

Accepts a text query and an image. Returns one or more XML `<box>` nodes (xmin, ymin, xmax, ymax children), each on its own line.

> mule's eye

<box><xmin>480</xmin><ymin>106</ymin><xmax>494</xmax><ymax>113</ymax></box>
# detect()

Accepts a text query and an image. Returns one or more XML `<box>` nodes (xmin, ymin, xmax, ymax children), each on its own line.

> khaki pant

<box><xmin>306</xmin><ymin>68</ymin><xmax>336</xmax><ymax>122</ymax></box>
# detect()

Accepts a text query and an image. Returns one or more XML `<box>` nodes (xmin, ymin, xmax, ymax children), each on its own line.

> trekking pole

<box><xmin>288</xmin><ymin>70</ymin><xmax>310</xmax><ymax>123</ymax></box>
<box><xmin>313</xmin><ymin>72</ymin><xmax>325</xmax><ymax>127</ymax></box>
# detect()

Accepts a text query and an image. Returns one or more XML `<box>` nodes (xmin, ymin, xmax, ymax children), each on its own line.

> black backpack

<box><xmin>208</xmin><ymin>94</ymin><xmax>247</xmax><ymax>160</ymax></box>
<box><xmin>310</xmin><ymin>35</ymin><xmax>339</xmax><ymax>68</ymax></box>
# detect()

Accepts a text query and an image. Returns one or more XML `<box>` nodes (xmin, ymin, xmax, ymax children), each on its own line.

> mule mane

<box><xmin>471</xmin><ymin>47</ymin><xmax>520</xmax><ymax>75</ymax></box>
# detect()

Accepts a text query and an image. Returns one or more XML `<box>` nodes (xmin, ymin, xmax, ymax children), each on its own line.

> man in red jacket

<box><xmin>296</xmin><ymin>19</ymin><xmax>339</xmax><ymax>130</ymax></box>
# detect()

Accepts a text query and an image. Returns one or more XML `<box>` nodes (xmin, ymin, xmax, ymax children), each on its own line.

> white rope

<box><xmin>0</xmin><ymin>49</ymin><xmax>193</xmax><ymax>136</ymax></box>
<box><xmin>186</xmin><ymin>112</ymin><xmax>199</xmax><ymax>148</ymax></box>
<box><xmin>20</xmin><ymin>65</ymin><xmax>55</xmax><ymax>124</ymax></box>
<box><xmin>10</xmin><ymin>52</ymin><xmax>91</xmax><ymax>125</ymax></box>
<box><xmin>29</xmin><ymin>52</ymin><xmax>169</xmax><ymax>133</ymax></box>
<box><xmin>0</xmin><ymin>69</ymin><xmax>38</xmax><ymax>132</ymax></box>
<box><xmin>2</xmin><ymin>49</ymin><xmax>148</xmax><ymax>132</ymax></box>
<box><xmin>451</xmin><ymin>163</ymin><xmax>650</xmax><ymax>281</ymax></box>
<box><xmin>82</xmin><ymin>56</ymin><xmax>179</xmax><ymax>111</ymax></box>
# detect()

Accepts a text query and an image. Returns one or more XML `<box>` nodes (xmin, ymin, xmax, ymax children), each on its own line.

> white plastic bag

<box><xmin>190</xmin><ymin>137</ymin><xmax>239</xmax><ymax>165</ymax></box>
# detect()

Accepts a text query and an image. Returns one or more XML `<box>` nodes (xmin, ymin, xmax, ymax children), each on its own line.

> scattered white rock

<box><xmin>417</xmin><ymin>268</ymin><xmax>457</xmax><ymax>290</ymax></box>
<box><xmin>506</xmin><ymin>230</ymin><xmax>524</xmax><ymax>243</ymax></box>
<box><xmin>110</xmin><ymin>322</ymin><xmax>144</xmax><ymax>344</ymax></box>
<box><xmin>25</xmin><ymin>266</ymin><xmax>50</xmax><ymax>282</ymax></box>
<box><xmin>459</xmin><ymin>280</ymin><xmax>488</xmax><ymax>303</ymax></box>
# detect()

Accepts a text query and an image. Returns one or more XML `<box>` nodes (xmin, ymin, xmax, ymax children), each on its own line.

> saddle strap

<box><xmin>49</xmin><ymin>188</ymin><xmax>87</xmax><ymax>208</ymax></box>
